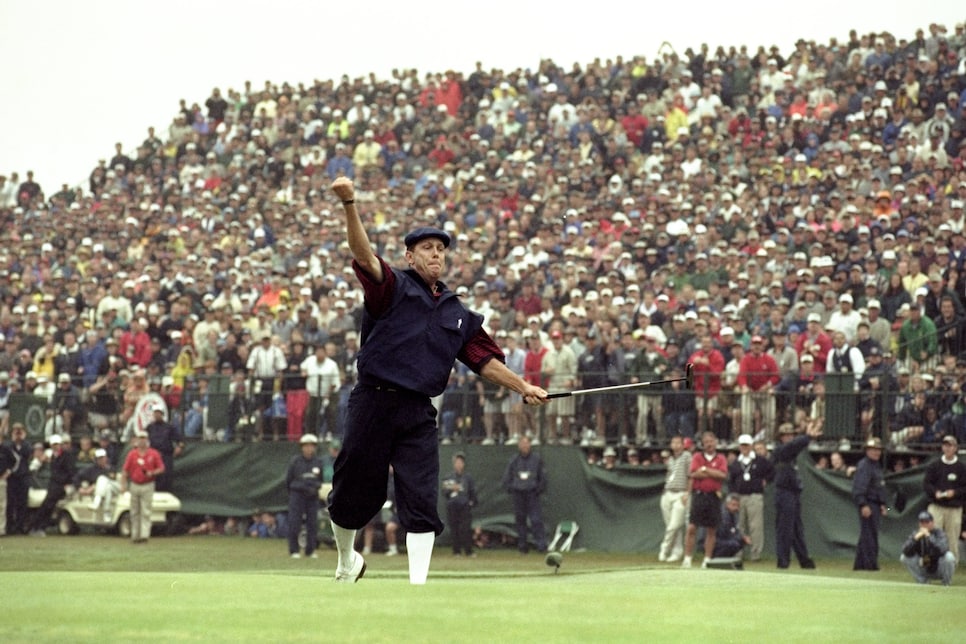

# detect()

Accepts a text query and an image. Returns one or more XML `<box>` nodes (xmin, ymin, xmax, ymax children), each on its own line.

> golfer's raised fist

<box><xmin>331</xmin><ymin>177</ymin><xmax>355</xmax><ymax>203</ymax></box>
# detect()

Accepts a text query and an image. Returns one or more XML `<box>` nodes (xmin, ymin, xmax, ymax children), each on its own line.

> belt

<box><xmin>357</xmin><ymin>377</ymin><xmax>423</xmax><ymax>397</ymax></box>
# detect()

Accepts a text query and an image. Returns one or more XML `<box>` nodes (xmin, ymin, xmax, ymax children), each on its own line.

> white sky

<box><xmin>1</xmin><ymin>0</ymin><xmax>962</xmax><ymax>191</ymax></box>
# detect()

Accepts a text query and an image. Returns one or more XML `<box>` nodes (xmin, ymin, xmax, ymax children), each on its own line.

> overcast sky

<box><xmin>1</xmin><ymin>0</ymin><xmax>962</xmax><ymax>192</ymax></box>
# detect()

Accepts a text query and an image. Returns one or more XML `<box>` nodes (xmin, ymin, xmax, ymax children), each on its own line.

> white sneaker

<box><xmin>701</xmin><ymin>559</ymin><xmax>709</xmax><ymax>569</ymax></box>
<box><xmin>481</xmin><ymin>438</ymin><xmax>495</xmax><ymax>446</ymax></box>
<box><xmin>88</xmin><ymin>501</ymin><xmax>100</xmax><ymax>511</ymax></box>
<box><xmin>681</xmin><ymin>556</ymin><xmax>692</xmax><ymax>569</ymax></box>
<box><xmin>309</xmin><ymin>552</ymin><xmax>318</xmax><ymax>559</ymax></box>
<box><xmin>504</xmin><ymin>435</ymin><xmax>519</xmax><ymax>446</ymax></box>
<box><xmin>658</xmin><ymin>552</ymin><xmax>668</xmax><ymax>562</ymax></box>
<box><xmin>362</xmin><ymin>546</ymin><xmax>372</xmax><ymax>555</ymax></box>
<box><xmin>335</xmin><ymin>552</ymin><xmax>367</xmax><ymax>583</ymax></box>
<box><xmin>386</xmin><ymin>545</ymin><xmax>399</xmax><ymax>557</ymax></box>
<box><xmin>667</xmin><ymin>554</ymin><xmax>682</xmax><ymax>563</ymax></box>
<box><xmin>291</xmin><ymin>553</ymin><xmax>301</xmax><ymax>559</ymax></box>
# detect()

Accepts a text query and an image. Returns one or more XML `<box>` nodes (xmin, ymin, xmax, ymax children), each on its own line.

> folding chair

<box><xmin>548</xmin><ymin>520</ymin><xmax>579</xmax><ymax>552</ymax></box>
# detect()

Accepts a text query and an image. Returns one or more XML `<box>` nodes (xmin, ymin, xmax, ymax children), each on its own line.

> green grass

<box><xmin>0</xmin><ymin>535</ymin><xmax>961</xmax><ymax>643</ymax></box>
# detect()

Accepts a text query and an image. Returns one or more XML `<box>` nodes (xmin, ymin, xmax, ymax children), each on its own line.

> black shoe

<box><xmin>801</xmin><ymin>559</ymin><xmax>816</xmax><ymax>569</ymax></box>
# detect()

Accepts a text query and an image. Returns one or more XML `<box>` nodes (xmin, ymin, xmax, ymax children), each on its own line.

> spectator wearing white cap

<box><xmin>352</xmin><ymin>128</ymin><xmax>382</xmax><ymax>171</ymax></box>
<box><xmin>345</xmin><ymin>94</ymin><xmax>371</xmax><ymax>126</ymax></box>
<box><xmin>826</xmin><ymin>292</ymin><xmax>862</xmax><ymax>344</ymax></box>
<box><xmin>863</xmin><ymin>299</ymin><xmax>890</xmax><ymax>349</ymax></box>
<box><xmin>76</xmin><ymin>447</ymin><xmax>120</xmax><ymax>523</ymax></box>
<box><xmin>794</xmin><ymin>313</ymin><xmax>833</xmax><ymax>372</ymax></box>
<box><xmin>737</xmin><ymin>335</ymin><xmax>780</xmax><ymax>440</ymax></box>
<box><xmin>120</xmin><ymin>429</ymin><xmax>165</xmax><ymax>543</ymax></box>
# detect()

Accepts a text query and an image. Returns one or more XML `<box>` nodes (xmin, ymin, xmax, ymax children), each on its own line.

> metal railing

<box><xmin>8</xmin><ymin>367</ymin><xmax>963</xmax><ymax>452</ymax></box>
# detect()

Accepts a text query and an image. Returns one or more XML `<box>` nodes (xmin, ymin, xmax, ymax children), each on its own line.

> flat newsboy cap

<box><xmin>404</xmin><ymin>227</ymin><xmax>450</xmax><ymax>249</ymax></box>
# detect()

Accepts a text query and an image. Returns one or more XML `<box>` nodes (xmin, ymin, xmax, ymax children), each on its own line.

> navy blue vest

<box><xmin>356</xmin><ymin>268</ymin><xmax>484</xmax><ymax>397</ymax></box>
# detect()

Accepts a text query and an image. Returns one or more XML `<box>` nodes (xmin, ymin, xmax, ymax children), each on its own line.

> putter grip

<box><xmin>545</xmin><ymin>392</ymin><xmax>572</xmax><ymax>399</ymax></box>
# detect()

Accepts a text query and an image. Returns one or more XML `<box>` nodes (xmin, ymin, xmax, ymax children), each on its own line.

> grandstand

<box><xmin>1</xmin><ymin>19</ymin><xmax>965</xmax><ymax>475</ymax></box>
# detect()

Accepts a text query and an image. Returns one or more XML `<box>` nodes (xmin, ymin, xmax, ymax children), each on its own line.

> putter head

<box><xmin>685</xmin><ymin>363</ymin><xmax>694</xmax><ymax>390</ymax></box>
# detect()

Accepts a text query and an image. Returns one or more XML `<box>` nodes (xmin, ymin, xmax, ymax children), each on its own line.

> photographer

<box><xmin>900</xmin><ymin>511</ymin><xmax>955</xmax><ymax>586</ymax></box>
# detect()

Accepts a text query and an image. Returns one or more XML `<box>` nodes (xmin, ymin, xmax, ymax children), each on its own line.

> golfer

<box><xmin>327</xmin><ymin>178</ymin><xmax>549</xmax><ymax>584</ymax></box>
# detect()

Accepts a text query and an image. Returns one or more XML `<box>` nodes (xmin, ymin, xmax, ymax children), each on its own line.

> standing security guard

<box><xmin>851</xmin><ymin>436</ymin><xmax>888</xmax><ymax>570</ymax></box>
<box><xmin>6</xmin><ymin>423</ymin><xmax>33</xmax><ymax>534</ymax></box>
<box><xmin>146</xmin><ymin>406</ymin><xmax>184</xmax><ymax>493</ymax></box>
<box><xmin>502</xmin><ymin>435</ymin><xmax>548</xmax><ymax>554</ymax></box>
<box><xmin>441</xmin><ymin>452</ymin><xmax>478</xmax><ymax>556</ymax></box>
<box><xmin>727</xmin><ymin>434</ymin><xmax>774</xmax><ymax>561</ymax></box>
<box><xmin>286</xmin><ymin>433</ymin><xmax>324</xmax><ymax>559</ymax></box>
<box><xmin>770</xmin><ymin>422</ymin><xmax>819</xmax><ymax>569</ymax></box>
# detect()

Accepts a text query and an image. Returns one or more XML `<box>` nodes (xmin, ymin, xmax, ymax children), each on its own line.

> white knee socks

<box><xmin>332</xmin><ymin>523</ymin><xmax>358</xmax><ymax>571</ymax></box>
<box><xmin>406</xmin><ymin>531</ymin><xmax>435</xmax><ymax>585</ymax></box>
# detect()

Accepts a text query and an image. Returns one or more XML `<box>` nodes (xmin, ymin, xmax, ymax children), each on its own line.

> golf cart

<box><xmin>28</xmin><ymin>486</ymin><xmax>182</xmax><ymax>537</ymax></box>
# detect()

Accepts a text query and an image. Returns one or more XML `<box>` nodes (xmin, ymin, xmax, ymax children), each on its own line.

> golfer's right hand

<box><xmin>522</xmin><ymin>384</ymin><xmax>549</xmax><ymax>406</ymax></box>
<box><xmin>331</xmin><ymin>177</ymin><xmax>354</xmax><ymax>203</ymax></box>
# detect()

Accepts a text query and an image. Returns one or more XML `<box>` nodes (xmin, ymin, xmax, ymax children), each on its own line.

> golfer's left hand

<box><xmin>522</xmin><ymin>385</ymin><xmax>549</xmax><ymax>406</ymax></box>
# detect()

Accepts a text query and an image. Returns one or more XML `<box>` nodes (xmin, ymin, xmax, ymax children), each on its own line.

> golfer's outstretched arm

<box><xmin>480</xmin><ymin>359</ymin><xmax>548</xmax><ymax>406</ymax></box>
<box><xmin>331</xmin><ymin>177</ymin><xmax>382</xmax><ymax>281</ymax></box>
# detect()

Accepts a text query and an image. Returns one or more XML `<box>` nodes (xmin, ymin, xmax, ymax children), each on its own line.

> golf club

<box><xmin>544</xmin><ymin>362</ymin><xmax>694</xmax><ymax>399</ymax></box>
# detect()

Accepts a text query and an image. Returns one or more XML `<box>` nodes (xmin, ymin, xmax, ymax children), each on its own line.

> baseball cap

<box><xmin>550</xmin><ymin>330</ymin><xmax>563</xmax><ymax>339</ymax></box>
<box><xmin>300</xmin><ymin>434</ymin><xmax>319</xmax><ymax>444</ymax></box>
<box><xmin>49</xmin><ymin>434</ymin><xmax>63</xmax><ymax>445</ymax></box>
<box><xmin>404</xmin><ymin>227</ymin><xmax>450</xmax><ymax>248</ymax></box>
<box><xmin>942</xmin><ymin>435</ymin><xmax>958</xmax><ymax>446</ymax></box>
<box><xmin>918</xmin><ymin>511</ymin><xmax>934</xmax><ymax>522</ymax></box>
<box><xmin>135</xmin><ymin>429</ymin><xmax>149</xmax><ymax>438</ymax></box>
<box><xmin>94</xmin><ymin>448</ymin><xmax>107</xmax><ymax>458</ymax></box>
<box><xmin>737</xmin><ymin>434</ymin><xmax>753</xmax><ymax>445</ymax></box>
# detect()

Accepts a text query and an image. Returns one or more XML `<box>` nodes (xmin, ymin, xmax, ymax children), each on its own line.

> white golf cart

<box><xmin>28</xmin><ymin>486</ymin><xmax>182</xmax><ymax>537</ymax></box>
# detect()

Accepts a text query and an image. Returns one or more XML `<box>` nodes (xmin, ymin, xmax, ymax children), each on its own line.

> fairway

<box><xmin>1</xmin><ymin>536</ymin><xmax>960</xmax><ymax>642</ymax></box>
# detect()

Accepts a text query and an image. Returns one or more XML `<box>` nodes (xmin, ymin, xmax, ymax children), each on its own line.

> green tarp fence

<box><xmin>169</xmin><ymin>444</ymin><xmax>932</xmax><ymax>559</ymax></box>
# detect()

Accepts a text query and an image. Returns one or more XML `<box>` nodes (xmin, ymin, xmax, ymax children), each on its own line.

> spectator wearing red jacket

<box><xmin>117</xmin><ymin>317</ymin><xmax>153</xmax><ymax>368</ymax></box>
<box><xmin>794</xmin><ymin>313</ymin><xmax>833</xmax><ymax>373</ymax></box>
<box><xmin>120</xmin><ymin>430</ymin><xmax>165</xmax><ymax>544</ymax></box>
<box><xmin>688</xmin><ymin>335</ymin><xmax>725</xmax><ymax>430</ymax></box>
<box><xmin>737</xmin><ymin>335</ymin><xmax>781</xmax><ymax>440</ymax></box>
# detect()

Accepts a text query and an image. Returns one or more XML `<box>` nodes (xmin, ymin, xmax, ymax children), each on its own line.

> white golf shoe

<box><xmin>335</xmin><ymin>551</ymin><xmax>367</xmax><ymax>583</ymax></box>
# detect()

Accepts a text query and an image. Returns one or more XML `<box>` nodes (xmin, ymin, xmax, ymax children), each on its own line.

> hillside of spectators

<box><xmin>1</xmin><ymin>21</ymin><xmax>966</xmax><ymax>456</ymax></box>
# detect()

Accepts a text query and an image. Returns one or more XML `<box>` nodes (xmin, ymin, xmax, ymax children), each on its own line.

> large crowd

<box><xmin>2</xmin><ymin>21</ymin><xmax>966</xmax><ymax>454</ymax></box>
